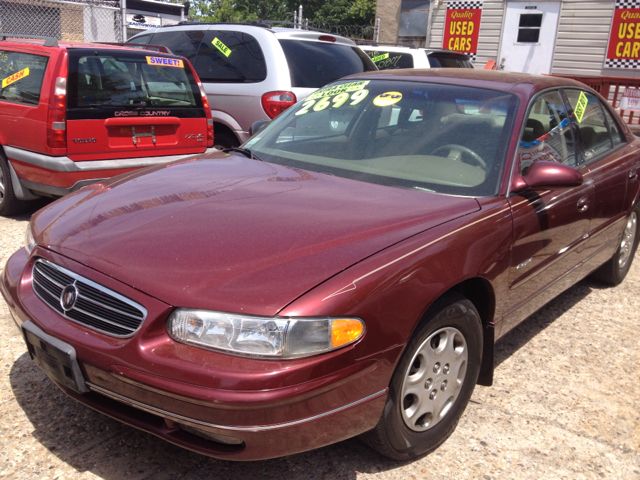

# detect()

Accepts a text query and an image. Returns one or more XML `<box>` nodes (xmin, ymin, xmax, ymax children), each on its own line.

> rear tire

<box><xmin>0</xmin><ymin>152</ymin><xmax>26</xmax><ymax>217</ymax></box>
<box><xmin>361</xmin><ymin>292</ymin><xmax>482</xmax><ymax>461</ymax></box>
<box><xmin>213</xmin><ymin>131</ymin><xmax>239</xmax><ymax>150</ymax></box>
<box><xmin>591</xmin><ymin>204</ymin><xmax>640</xmax><ymax>286</ymax></box>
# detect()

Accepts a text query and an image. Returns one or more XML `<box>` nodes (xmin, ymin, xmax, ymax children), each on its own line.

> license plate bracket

<box><xmin>22</xmin><ymin>320</ymin><xmax>88</xmax><ymax>394</ymax></box>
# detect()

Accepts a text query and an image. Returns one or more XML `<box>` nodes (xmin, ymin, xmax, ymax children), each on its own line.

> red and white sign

<box><xmin>442</xmin><ymin>1</ymin><xmax>483</xmax><ymax>61</ymax></box>
<box><xmin>619</xmin><ymin>88</ymin><xmax>640</xmax><ymax>110</ymax></box>
<box><xmin>605</xmin><ymin>0</ymin><xmax>640</xmax><ymax>68</ymax></box>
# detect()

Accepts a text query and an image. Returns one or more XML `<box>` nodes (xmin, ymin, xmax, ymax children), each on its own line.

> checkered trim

<box><xmin>447</xmin><ymin>1</ymin><xmax>483</xmax><ymax>10</ymax></box>
<box><xmin>616</xmin><ymin>0</ymin><xmax>640</xmax><ymax>9</ymax></box>
<box><xmin>468</xmin><ymin>53</ymin><xmax>477</xmax><ymax>61</ymax></box>
<box><xmin>605</xmin><ymin>58</ymin><xmax>640</xmax><ymax>68</ymax></box>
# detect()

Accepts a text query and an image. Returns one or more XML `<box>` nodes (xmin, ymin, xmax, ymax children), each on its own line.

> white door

<box><xmin>499</xmin><ymin>2</ymin><xmax>561</xmax><ymax>74</ymax></box>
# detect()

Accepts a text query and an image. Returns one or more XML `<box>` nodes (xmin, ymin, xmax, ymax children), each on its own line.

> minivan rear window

<box><xmin>279</xmin><ymin>40</ymin><xmax>377</xmax><ymax>88</ymax></box>
<box><xmin>67</xmin><ymin>50</ymin><xmax>202</xmax><ymax>110</ymax></box>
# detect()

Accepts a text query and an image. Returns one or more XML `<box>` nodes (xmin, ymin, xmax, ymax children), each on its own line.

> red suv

<box><xmin>0</xmin><ymin>35</ymin><xmax>214</xmax><ymax>216</ymax></box>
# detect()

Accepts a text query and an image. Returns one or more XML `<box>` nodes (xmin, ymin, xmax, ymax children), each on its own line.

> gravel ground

<box><xmin>0</xmin><ymin>206</ymin><xmax>639</xmax><ymax>480</ymax></box>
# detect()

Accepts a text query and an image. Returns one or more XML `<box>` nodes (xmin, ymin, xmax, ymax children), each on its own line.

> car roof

<box><xmin>343</xmin><ymin>68</ymin><xmax>590</xmax><ymax>95</ymax></box>
<box><xmin>0</xmin><ymin>37</ymin><xmax>177</xmax><ymax>54</ymax></box>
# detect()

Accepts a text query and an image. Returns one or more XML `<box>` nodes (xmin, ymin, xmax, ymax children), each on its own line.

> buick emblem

<box><xmin>60</xmin><ymin>285</ymin><xmax>78</xmax><ymax>311</ymax></box>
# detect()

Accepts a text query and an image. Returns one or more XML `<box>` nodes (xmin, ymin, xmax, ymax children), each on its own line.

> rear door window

<box><xmin>0</xmin><ymin>50</ymin><xmax>49</xmax><ymax>105</ymax></box>
<box><xmin>193</xmin><ymin>30</ymin><xmax>266</xmax><ymax>83</ymax></box>
<box><xmin>67</xmin><ymin>49</ymin><xmax>202</xmax><ymax>112</ymax></box>
<box><xmin>279</xmin><ymin>40</ymin><xmax>376</xmax><ymax>88</ymax></box>
<box><xmin>365</xmin><ymin>50</ymin><xmax>414</xmax><ymax>69</ymax></box>
<box><xmin>427</xmin><ymin>53</ymin><xmax>473</xmax><ymax>68</ymax></box>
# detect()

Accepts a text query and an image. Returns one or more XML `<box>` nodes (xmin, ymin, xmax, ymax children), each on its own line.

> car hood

<box><xmin>33</xmin><ymin>153</ymin><xmax>480</xmax><ymax>316</ymax></box>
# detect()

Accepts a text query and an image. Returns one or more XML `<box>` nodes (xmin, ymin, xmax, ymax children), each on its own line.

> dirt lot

<box><xmin>0</xmin><ymin>208</ymin><xmax>638</xmax><ymax>480</ymax></box>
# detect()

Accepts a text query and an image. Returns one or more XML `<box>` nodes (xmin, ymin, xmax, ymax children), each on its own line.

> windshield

<box><xmin>67</xmin><ymin>49</ymin><xmax>201</xmax><ymax>109</ymax></box>
<box><xmin>245</xmin><ymin>79</ymin><xmax>518</xmax><ymax>196</ymax></box>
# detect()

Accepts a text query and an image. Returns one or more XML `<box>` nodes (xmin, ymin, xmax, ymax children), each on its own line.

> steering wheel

<box><xmin>430</xmin><ymin>144</ymin><xmax>487</xmax><ymax>169</ymax></box>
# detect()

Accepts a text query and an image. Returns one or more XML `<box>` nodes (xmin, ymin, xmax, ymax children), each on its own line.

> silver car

<box><xmin>128</xmin><ymin>23</ymin><xmax>377</xmax><ymax>148</ymax></box>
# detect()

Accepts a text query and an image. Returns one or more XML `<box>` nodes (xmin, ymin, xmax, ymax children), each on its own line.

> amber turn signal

<box><xmin>331</xmin><ymin>319</ymin><xmax>364</xmax><ymax>347</ymax></box>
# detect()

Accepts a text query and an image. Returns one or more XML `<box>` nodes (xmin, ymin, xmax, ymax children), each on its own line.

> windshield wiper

<box><xmin>222</xmin><ymin>147</ymin><xmax>262</xmax><ymax>161</ymax></box>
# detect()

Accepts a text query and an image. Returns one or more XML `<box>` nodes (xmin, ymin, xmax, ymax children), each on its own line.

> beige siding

<box><xmin>551</xmin><ymin>0</ymin><xmax>638</xmax><ymax>77</ymax></box>
<box><xmin>427</xmin><ymin>0</ymin><xmax>505</xmax><ymax>67</ymax></box>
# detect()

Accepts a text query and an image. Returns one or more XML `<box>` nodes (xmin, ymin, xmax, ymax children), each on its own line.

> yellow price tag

<box><xmin>371</xmin><ymin>53</ymin><xmax>389</xmax><ymax>63</ymax></box>
<box><xmin>2</xmin><ymin>67</ymin><xmax>29</xmax><ymax>88</ymax></box>
<box><xmin>212</xmin><ymin>37</ymin><xmax>232</xmax><ymax>57</ymax></box>
<box><xmin>146</xmin><ymin>56</ymin><xmax>184</xmax><ymax>68</ymax></box>
<box><xmin>574</xmin><ymin>91</ymin><xmax>588</xmax><ymax>123</ymax></box>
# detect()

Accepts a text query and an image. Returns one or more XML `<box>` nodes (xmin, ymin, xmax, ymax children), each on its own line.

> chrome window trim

<box><xmin>32</xmin><ymin>258</ymin><xmax>147</xmax><ymax>338</ymax></box>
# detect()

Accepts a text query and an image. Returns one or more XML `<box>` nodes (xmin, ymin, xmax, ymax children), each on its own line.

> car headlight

<box><xmin>24</xmin><ymin>223</ymin><xmax>36</xmax><ymax>254</ymax></box>
<box><xmin>168</xmin><ymin>309</ymin><xmax>365</xmax><ymax>358</ymax></box>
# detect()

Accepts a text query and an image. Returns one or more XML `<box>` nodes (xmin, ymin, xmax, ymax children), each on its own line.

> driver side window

<box><xmin>518</xmin><ymin>90</ymin><xmax>576</xmax><ymax>175</ymax></box>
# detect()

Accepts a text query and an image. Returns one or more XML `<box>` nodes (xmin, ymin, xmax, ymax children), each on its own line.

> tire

<box><xmin>591</xmin><ymin>204</ymin><xmax>640</xmax><ymax>286</ymax></box>
<box><xmin>0</xmin><ymin>152</ymin><xmax>26</xmax><ymax>217</ymax></box>
<box><xmin>361</xmin><ymin>292</ymin><xmax>483</xmax><ymax>461</ymax></box>
<box><xmin>213</xmin><ymin>131</ymin><xmax>239</xmax><ymax>150</ymax></box>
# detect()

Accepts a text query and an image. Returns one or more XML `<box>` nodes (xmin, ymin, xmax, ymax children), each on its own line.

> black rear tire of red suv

<box><xmin>0</xmin><ymin>152</ymin><xmax>25</xmax><ymax>217</ymax></box>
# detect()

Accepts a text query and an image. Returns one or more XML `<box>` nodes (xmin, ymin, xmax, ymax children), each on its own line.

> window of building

<box><xmin>517</xmin><ymin>14</ymin><xmax>543</xmax><ymax>43</ymax></box>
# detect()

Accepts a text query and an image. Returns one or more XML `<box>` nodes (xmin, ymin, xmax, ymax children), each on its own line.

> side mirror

<box><xmin>250</xmin><ymin>120</ymin><xmax>270</xmax><ymax>136</ymax></box>
<box><xmin>511</xmin><ymin>160</ymin><xmax>583</xmax><ymax>193</ymax></box>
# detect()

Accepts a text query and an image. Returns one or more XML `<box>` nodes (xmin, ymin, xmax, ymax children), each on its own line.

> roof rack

<box><xmin>0</xmin><ymin>33</ymin><xmax>58</xmax><ymax>47</ymax></box>
<box><xmin>166</xmin><ymin>20</ymin><xmax>327</xmax><ymax>34</ymax></box>
<box><xmin>96</xmin><ymin>42</ymin><xmax>173</xmax><ymax>54</ymax></box>
<box><xmin>355</xmin><ymin>40</ymin><xmax>418</xmax><ymax>49</ymax></box>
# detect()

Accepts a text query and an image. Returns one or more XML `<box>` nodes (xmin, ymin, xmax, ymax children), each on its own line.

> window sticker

<box><xmin>371</xmin><ymin>53</ymin><xmax>390</xmax><ymax>63</ymax></box>
<box><xmin>295</xmin><ymin>88</ymin><xmax>369</xmax><ymax>116</ymax></box>
<box><xmin>212</xmin><ymin>37</ymin><xmax>232</xmax><ymax>57</ymax></box>
<box><xmin>373</xmin><ymin>91</ymin><xmax>403</xmax><ymax>107</ymax></box>
<box><xmin>574</xmin><ymin>91</ymin><xmax>588</xmax><ymax>123</ymax></box>
<box><xmin>307</xmin><ymin>80</ymin><xmax>370</xmax><ymax>101</ymax></box>
<box><xmin>146</xmin><ymin>56</ymin><xmax>184</xmax><ymax>68</ymax></box>
<box><xmin>1</xmin><ymin>67</ymin><xmax>29</xmax><ymax>88</ymax></box>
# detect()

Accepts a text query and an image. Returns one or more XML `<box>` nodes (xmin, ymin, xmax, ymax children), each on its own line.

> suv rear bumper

<box><xmin>5</xmin><ymin>146</ymin><xmax>216</xmax><ymax>198</ymax></box>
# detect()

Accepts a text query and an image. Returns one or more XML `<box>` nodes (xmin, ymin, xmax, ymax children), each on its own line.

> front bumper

<box><xmin>1</xmin><ymin>247</ymin><xmax>398</xmax><ymax>460</ymax></box>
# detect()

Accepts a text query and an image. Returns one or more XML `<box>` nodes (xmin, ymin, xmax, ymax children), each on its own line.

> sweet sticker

<box><xmin>2</xmin><ymin>67</ymin><xmax>29</xmax><ymax>88</ymax></box>
<box><xmin>146</xmin><ymin>56</ymin><xmax>184</xmax><ymax>68</ymax></box>
<box><xmin>373</xmin><ymin>91</ymin><xmax>402</xmax><ymax>107</ymax></box>
<box><xmin>574</xmin><ymin>91</ymin><xmax>588</xmax><ymax>123</ymax></box>
<box><xmin>371</xmin><ymin>53</ymin><xmax>390</xmax><ymax>63</ymax></box>
<box><xmin>212</xmin><ymin>37</ymin><xmax>232</xmax><ymax>57</ymax></box>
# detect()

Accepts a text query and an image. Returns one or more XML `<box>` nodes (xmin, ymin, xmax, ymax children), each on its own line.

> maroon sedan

<box><xmin>2</xmin><ymin>70</ymin><xmax>639</xmax><ymax>461</ymax></box>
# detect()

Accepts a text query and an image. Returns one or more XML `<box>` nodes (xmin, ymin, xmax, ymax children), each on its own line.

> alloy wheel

<box><xmin>618</xmin><ymin>211</ymin><xmax>638</xmax><ymax>269</ymax></box>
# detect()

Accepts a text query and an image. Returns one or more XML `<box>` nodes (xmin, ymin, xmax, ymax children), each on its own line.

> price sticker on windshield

<box><xmin>574</xmin><ymin>91</ymin><xmax>588</xmax><ymax>123</ymax></box>
<box><xmin>296</xmin><ymin>89</ymin><xmax>369</xmax><ymax>116</ymax></box>
<box><xmin>2</xmin><ymin>67</ymin><xmax>29</xmax><ymax>88</ymax></box>
<box><xmin>146</xmin><ymin>56</ymin><xmax>184</xmax><ymax>68</ymax></box>
<box><xmin>212</xmin><ymin>37</ymin><xmax>232</xmax><ymax>57</ymax></box>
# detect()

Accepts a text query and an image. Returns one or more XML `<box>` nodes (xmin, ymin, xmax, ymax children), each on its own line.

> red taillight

<box><xmin>197</xmin><ymin>81</ymin><xmax>214</xmax><ymax>147</ymax></box>
<box><xmin>261</xmin><ymin>91</ymin><xmax>297</xmax><ymax>119</ymax></box>
<box><xmin>47</xmin><ymin>54</ymin><xmax>68</xmax><ymax>149</ymax></box>
<box><xmin>318</xmin><ymin>35</ymin><xmax>336</xmax><ymax>43</ymax></box>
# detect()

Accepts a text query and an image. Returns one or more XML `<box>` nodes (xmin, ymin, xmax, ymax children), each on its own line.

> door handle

<box><xmin>630</xmin><ymin>168</ymin><xmax>638</xmax><ymax>181</ymax></box>
<box><xmin>577</xmin><ymin>195</ymin><xmax>590</xmax><ymax>212</ymax></box>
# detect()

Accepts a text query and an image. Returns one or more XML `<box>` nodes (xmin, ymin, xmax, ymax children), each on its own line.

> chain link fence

<box><xmin>0</xmin><ymin>0</ymin><xmax>123</xmax><ymax>43</ymax></box>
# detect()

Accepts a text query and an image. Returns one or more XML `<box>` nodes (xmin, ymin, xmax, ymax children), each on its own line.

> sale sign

<box><xmin>605</xmin><ymin>0</ymin><xmax>640</xmax><ymax>68</ymax></box>
<box><xmin>443</xmin><ymin>1</ymin><xmax>483</xmax><ymax>61</ymax></box>
<box><xmin>619</xmin><ymin>88</ymin><xmax>640</xmax><ymax>110</ymax></box>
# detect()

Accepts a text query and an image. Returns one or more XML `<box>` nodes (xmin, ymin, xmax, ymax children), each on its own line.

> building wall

<box><xmin>551</xmin><ymin>0</ymin><xmax>637</xmax><ymax>78</ymax></box>
<box><xmin>375</xmin><ymin>0</ymin><xmax>402</xmax><ymax>43</ymax></box>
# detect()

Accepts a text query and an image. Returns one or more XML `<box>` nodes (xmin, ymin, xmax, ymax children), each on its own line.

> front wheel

<box><xmin>361</xmin><ymin>293</ymin><xmax>483</xmax><ymax>460</ymax></box>
<box><xmin>591</xmin><ymin>204</ymin><xmax>640</xmax><ymax>285</ymax></box>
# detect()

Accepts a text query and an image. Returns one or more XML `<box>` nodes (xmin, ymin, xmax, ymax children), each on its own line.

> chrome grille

<box><xmin>32</xmin><ymin>259</ymin><xmax>147</xmax><ymax>337</ymax></box>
